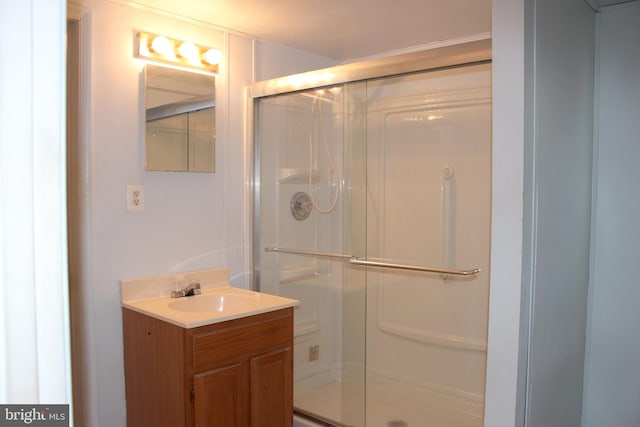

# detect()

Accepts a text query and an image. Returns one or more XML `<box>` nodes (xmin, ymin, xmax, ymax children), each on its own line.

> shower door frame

<box><xmin>250</xmin><ymin>40</ymin><xmax>493</xmax><ymax>426</ymax></box>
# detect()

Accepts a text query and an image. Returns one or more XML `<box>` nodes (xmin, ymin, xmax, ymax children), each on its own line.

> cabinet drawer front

<box><xmin>191</xmin><ymin>309</ymin><xmax>293</xmax><ymax>371</ymax></box>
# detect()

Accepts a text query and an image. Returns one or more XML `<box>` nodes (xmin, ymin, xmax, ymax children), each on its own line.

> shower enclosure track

<box><xmin>265</xmin><ymin>247</ymin><xmax>480</xmax><ymax>276</ymax></box>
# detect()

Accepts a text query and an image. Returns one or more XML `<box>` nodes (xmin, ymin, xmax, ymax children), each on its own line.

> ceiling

<box><xmin>128</xmin><ymin>0</ymin><xmax>492</xmax><ymax>61</ymax></box>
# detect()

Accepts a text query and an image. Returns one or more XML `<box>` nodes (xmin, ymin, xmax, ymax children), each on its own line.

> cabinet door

<box><xmin>250</xmin><ymin>347</ymin><xmax>293</xmax><ymax>427</ymax></box>
<box><xmin>194</xmin><ymin>362</ymin><xmax>249</xmax><ymax>427</ymax></box>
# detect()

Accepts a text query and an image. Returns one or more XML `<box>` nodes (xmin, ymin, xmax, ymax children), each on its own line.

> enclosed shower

<box><xmin>252</xmin><ymin>42</ymin><xmax>492</xmax><ymax>427</ymax></box>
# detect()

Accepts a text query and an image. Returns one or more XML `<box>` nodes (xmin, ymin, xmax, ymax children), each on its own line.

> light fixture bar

<box><xmin>135</xmin><ymin>31</ymin><xmax>220</xmax><ymax>74</ymax></box>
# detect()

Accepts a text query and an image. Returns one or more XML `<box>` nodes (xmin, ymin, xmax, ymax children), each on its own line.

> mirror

<box><xmin>144</xmin><ymin>64</ymin><xmax>215</xmax><ymax>172</ymax></box>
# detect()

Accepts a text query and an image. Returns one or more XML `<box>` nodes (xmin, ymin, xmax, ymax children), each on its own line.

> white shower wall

<box><xmin>363</xmin><ymin>65</ymin><xmax>491</xmax><ymax>423</ymax></box>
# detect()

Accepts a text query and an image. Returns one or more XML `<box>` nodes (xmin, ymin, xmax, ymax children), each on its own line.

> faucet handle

<box><xmin>188</xmin><ymin>280</ymin><xmax>201</xmax><ymax>296</ymax></box>
<box><xmin>170</xmin><ymin>280</ymin><xmax>202</xmax><ymax>298</ymax></box>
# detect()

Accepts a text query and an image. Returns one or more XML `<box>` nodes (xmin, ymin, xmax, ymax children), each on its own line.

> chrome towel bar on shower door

<box><xmin>349</xmin><ymin>258</ymin><xmax>481</xmax><ymax>276</ymax></box>
<box><xmin>265</xmin><ymin>247</ymin><xmax>353</xmax><ymax>259</ymax></box>
<box><xmin>264</xmin><ymin>247</ymin><xmax>481</xmax><ymax>276</ymax></box>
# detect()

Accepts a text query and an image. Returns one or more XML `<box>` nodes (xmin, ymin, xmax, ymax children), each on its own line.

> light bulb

<box><xmin>203</xmin><ymin>48</ymin><xmax>222</xmax><ymax>66</ymax></box>
<box><xmin>178</xmin><ymin>41</ymin><xmax>199</xmax><ymax>61</ymax></box>
<box><xmin>150</xmin><ymin>36</ymin><xmax>171</xmax><ymax>55</ymax></box>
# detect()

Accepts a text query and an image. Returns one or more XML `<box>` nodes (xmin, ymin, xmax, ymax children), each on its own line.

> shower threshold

<box><xmin>294</xmin><ymin>407</ymin><xmax>354</xmax><ymax>427</ymax></box>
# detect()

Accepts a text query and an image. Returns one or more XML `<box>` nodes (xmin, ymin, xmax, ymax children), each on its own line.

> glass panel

<box><xmin>144</xmin><ymin>64</ymin><xmax>215</xmax><ymax>172</ymax></box>
<box><xmin>146</xmin><ymin>114</ymin><xmax>189</xmax><ymax>171</ymax></box>
<box><xmin>255</xmin><ymin>82</ymin><xmax>367</xmax><ymax>426</ymax></box>
<box><xmin>188</xmin><ymin>108</ymin><xmax>215</xmax><ymax>172</ymax></box>
<box><xmin>364</xmin><ymin>64</ymin><xmax>491</xmax><ymax>427</ymax></box>
<box><xmin>145</xmin><ymin>107</ymin><xmax>215</xmax><ymax>172</ymax></box>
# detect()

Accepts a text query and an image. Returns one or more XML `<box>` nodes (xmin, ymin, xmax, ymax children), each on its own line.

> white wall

<box><xmin>486</xmin><ymin>1</ymin><xmax>595</xmax><ymax>426</ymax></box>
<box><xmin>225</xmin><ymin>32</ymin><xmax>255</xmax><ymax>289</ymax></box>
<box><xmin>0</xmin><ymin>0</ymin><xmax>71</xmax><ymax>406</ymax></box>
<box><xmin>583</xmin><ymin>3</ymin><xmax>640</xmax><ymax>426</ymax></box>
<box><xmin>484</xmin><ymin>0</ymin><xmax>527</xmax><ymax>424</ymax></box>
<box><xmin>523</xmin><ymin>0</ymin><xmax>595</xmax><ymax>426</ymax></box>
<box><xmin>254</xmin><ymin>40</ymin><xmax>338</xmax><ymax>82</ymax></box>
<box><xmin>72</xmin><ymin>2</ymin><xmax>231</xmax><ymax>425</ymax></box>
<box><xmin>68</xmin><ymin>1</ymin><xmax>339</xmax><ymax>425</ymax></box>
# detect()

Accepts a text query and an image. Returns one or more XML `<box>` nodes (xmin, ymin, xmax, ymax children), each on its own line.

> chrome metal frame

<box><xmin>265</xmin><ymin>247</ymin><xmax>480</xmax><ymax>277</ymax></box>
<box><xmin>294</xmin><ymin>408</ymin><xmax>353</xmax><ymax>427</ymax></box>
<box><xmin>349</xmin><ymin>258</ymin><xmax>480</xmax><ymax>276</ymax></box>
<box><xmin>251</xmin><ymin>95</ymin><xmax>261</xmax><ymax>291</ymax></box>
<box><xmin>251</xmin><ymin>39</ymin><xmax>491</xmax><ymax>98</ymax></box>
<box><xmin>146</xmin><ymin>96</ymin><xmax>214</xmax><ymax>121</ymax></box>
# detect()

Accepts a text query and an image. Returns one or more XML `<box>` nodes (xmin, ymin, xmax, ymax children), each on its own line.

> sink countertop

<box><xmin>121</xmin><ymin>268</ymin><xmax>299</xmax><ymax>329</ymax></box>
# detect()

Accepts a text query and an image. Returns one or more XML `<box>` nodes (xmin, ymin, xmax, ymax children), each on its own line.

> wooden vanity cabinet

<box><xmin>123</xmin><ymin>307</ymin><xmax>293</xmax><ymax>427</ymax></box>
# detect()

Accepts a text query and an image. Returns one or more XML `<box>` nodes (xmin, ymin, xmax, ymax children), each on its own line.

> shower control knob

<box><xmin>290</xmin><ymin>192</ymin><xmax>313</xmax><ymax>220</ymax></box>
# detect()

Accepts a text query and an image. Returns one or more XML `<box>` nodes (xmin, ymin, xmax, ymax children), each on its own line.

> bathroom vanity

<box><xmin>121</xmin><ymin>269</ymin><xmax>298</xmax><ymax>427</ymax></box>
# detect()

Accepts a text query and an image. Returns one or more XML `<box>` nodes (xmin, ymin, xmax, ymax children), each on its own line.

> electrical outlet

<box><xmin>127</xmin><ymin>185</ymin><xmax>144</xmax><ymax>212</ymax></box>
<box><xmin>308</xmin><ymin>345</ymin><xmax>319</xmax><ymax>361</ymax></box>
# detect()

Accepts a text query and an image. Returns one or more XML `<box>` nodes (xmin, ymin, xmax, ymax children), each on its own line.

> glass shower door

<box><xmin>363</xmin><ymin>64</ymin><xmax>491</xmax><ymax>427</ymax></box>
<box><xmin>255</xmin><ymin>81</ymin><xmax>368</xmax><ymax>427</ymax></box>
<box><xmin>254</xmin><ymin>61</ymin><xmax>491</xmax><ymax>427</ymax></box>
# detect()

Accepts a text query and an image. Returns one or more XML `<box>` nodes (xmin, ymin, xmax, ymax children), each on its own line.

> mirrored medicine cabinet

<box><xmin>144</xmin><ymin>64</ymin><xmax>216</xmax><ymax>172</ymax></box>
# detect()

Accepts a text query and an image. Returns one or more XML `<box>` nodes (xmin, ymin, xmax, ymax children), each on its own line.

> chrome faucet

<box><xmin>171</xmin><ymin>280</ymin><xmax>201</xmax><ymax>298</ymax></box>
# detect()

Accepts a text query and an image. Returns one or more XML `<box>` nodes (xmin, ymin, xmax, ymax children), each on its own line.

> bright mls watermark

<box><xmin>0</xmin><ymin>405</ymin><xmax>68</xmax><ymax>426</ymax></box>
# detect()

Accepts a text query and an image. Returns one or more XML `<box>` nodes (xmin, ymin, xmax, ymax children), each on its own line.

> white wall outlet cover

<box><xmin>127</xmin><ymin>184</ymin><xmax>144</xmax><ymax>212</ymax></box>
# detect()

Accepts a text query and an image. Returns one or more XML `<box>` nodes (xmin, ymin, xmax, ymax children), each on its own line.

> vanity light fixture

<box><xmin>135</xmin><ymin>31</ymin><xmax>221</xmax><ymax>74</ymax></box>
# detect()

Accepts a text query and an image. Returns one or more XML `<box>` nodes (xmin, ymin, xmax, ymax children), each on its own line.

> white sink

<box><xmin>168</xmin><ymin>293</ymin><xmax>258</xmax><ymax>313</ymax></box>
<box><xmin>121</xmin><ymin>284</ymin><xmax>298</xmax><ymax>329</ymax></box>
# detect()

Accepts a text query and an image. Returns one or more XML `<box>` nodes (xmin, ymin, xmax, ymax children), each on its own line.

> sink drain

<box><xmin>387</xmin><ymin>421</ymin><xmax>408</xmax><ymax>427</ymax></box>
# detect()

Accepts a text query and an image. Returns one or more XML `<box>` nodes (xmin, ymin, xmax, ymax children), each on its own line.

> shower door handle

<box><xmin>265</xmin><ymin>247</ymin><xmax>481</xmax><ymax>276</ymax></box>
<box><xmin>348</xmin><ymin>257</ymin><xmax>481</xmax><ymax>276</ymax></box>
